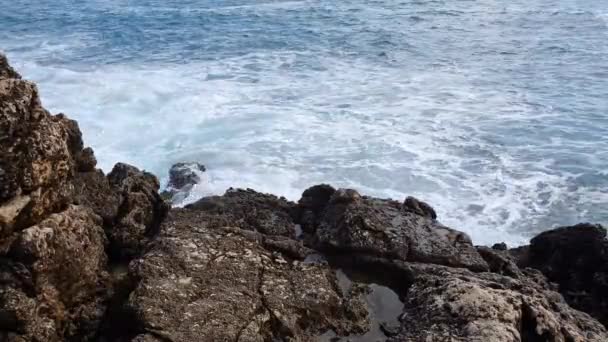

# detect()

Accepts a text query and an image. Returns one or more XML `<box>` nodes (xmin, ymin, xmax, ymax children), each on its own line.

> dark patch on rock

<box><xmin>477</xmin><ymin>245</ymin><xmax>522</xmax><ymax>278</ymax></box>
<box><xmin>295</xmin><ymin>184</ymin><xmax>336</xmax><ymax>235</ymax></box>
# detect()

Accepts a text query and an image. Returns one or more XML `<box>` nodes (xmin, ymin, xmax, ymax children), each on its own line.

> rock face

<box><xmin>2</xmin><ymin>53</ymin><xmax>608</xmax><ymax>342</ymax></box>
<box><xmin>299</xmin><ymin>187</ymin><xmax>488</xmax><ymax>272</ymax></box>
<box><xmin>0</xmin><ymin>54</ymin><xmax>168</xmax><ymax>342</ymax></box>
<box><xmin>519</xmin><ymin>223</ymin><xmax>608</xmax><ymax>328</ymax></box>
<box><xmin>120</xmin><ymin>209</ymin><xmax>369</xmax><ymax>342</ymax></box>
<box><xmin>393</xmin><ymin>262</ymin><xmax>607</xmax><ymax>342</ymax></box>
<box><xmin>2</xmin><ymin>206</ymin><xmax>109</xmax><ymax>341</ymax></box>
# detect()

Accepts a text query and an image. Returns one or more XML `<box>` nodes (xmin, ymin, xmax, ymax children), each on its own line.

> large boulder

<box><xmin>298</xmin><ymin>187</ymin><xmax>488</xmax><ymax>271</ymax></box>
<box><xmin>113</xmin><ymin>208</ymin><xmax>369</xmax><ymax>342</ymax></box>
<box><xmin>522</xmin><ymin>223</ymin><xmax>608</xmax><ymax>327</ymax></box>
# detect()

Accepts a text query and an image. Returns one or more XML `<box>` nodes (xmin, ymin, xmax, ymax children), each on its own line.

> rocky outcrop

<box><xmin>160</xmin><ymin>162</ymin><xmax>206</xmax><ymax>203</ymax></box>
<box><xmin>0</xmin><ymin>54</ymin><xmax>168</xmax><ymax>342</ymax></box>
<box><xmin>297</xmin><ymin>186</ymin><xmax>488</xmax><ymax>272</ymax></box>
<box><xmin>1</xmin><ymin>206</ymin><xmax>109</xmax><ymax>341</ymax></box>
<box><xmin>185</xmin><ymin>188</ymin><xmax>297</xmax><ymax>237</ymax></box>
<box><xmin>2</xmin><ymin>53</ymin><xmax>608</xmax><ymax>342</ymax></box>
<box><xmin>393</xmin><ymin>262</ymin><xmax>607</xmax><ymax>342</ymax></box>
<box><xmin>116</xmin><ymin>208</ymin><xmax>369</xmax><ymax>342</ymax></box>
<box><xmin>517</xmin><ymin>223</ymin><xmax>608</xmax><ymax>328</ymax></box>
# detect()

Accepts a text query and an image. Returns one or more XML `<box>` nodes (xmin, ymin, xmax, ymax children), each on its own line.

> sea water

<box><xmin>1</xmin><ymin>0</ymin><xmax>607</xmax><ymax>245</ymax></box>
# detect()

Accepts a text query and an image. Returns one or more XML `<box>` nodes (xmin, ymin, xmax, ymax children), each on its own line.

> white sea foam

<box><xmin>2</xmin><ymin>0</ymin><xmax>606</xmax><ymax>246</ymax></box>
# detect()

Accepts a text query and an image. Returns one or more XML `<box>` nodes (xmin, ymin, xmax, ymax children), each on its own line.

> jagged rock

<box><xmin>0</xmin><ymin>54</ymin><xmax>20</xmax><ymax>79</ymax></box>
<box><xmin>105</xmin><ymin>163</ymin><xmax>169</xmax><ymax>260</ymax></box>
<box><xmin>167</xmin><ymin>162</ymin><xmax>205</xmax><ymax>190</ymax></box>
<box><xmin>523</xmin><ymin>223</ymin><xmax>608</xmax><ymax>327</ymax></box>
<box><xmin>0</xmin><ymin>54</ymin><xmax>95</xmax><ymax>237</ymax></box>
<box><xmin>1</xmin><ymin>205</ymin><xmax>109</xmax><ymax>341</ymax></box>
<box><xmin>476</xmin><ymin>246</ymin><xmax>522</xmax><ymax>278</ymax></box>
<box><xmin>295</xmin><ymin>184</ymin><xmax>336</xmax><ymax>234</ymax></box>
<box><xmin>301</xmin><ymin>187</ymin><xmax>488</xmax><ymax>271</ymax></box>
<box><xmin>72</xmin><ymin>169</ymin><xmax>121</xmax><ymax>225</ymax></box>
<box><xmin>403</xmin><ymin>196</ymin><xmax>436</xmax><ymax>220</ymax></box>
<box><xmin>160</xmin><ymin>162</ymin><xmax>206</xmax><ymax>203</ymax></box>
<box><xmin>120</xmin><ymin>208</ymin><xmax>370</xmax><ymax>341</ymax></box>
<box><xmin>186</xmin><ymin>188</ymin><xmax>297</xmax><ymax>237</ymax></box>
<box><xmin>390</xmin><ymin>262</ymin><xmax>608</xmax><ymax>341</ymax></box>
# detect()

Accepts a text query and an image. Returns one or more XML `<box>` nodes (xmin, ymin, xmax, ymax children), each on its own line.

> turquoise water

<box><xmin>1</xmin><ymin>0</ymin><xmax>607</xmax><ymax>245</ymax></box>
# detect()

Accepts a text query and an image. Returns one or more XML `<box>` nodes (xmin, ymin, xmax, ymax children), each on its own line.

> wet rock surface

<box><xmin>160</xmin><ymin>162</ymin><xmax>206</xmax><ymax>203</ymax></box>
<box><xmin>2</xmin><ymin>53</ymin><xmax>608</xmax><ymax>342</ymax></box>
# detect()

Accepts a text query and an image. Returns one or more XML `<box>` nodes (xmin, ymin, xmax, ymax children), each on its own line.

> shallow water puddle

<box><xmin>319</xmin><ymin>269</ymin><xmax>404</xmax><ymax>341</ymax></box>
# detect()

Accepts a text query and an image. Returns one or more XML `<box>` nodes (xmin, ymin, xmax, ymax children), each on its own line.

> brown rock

<box><xmin>0</xmin><ymin>54</ymin><xmax>20</xmax><ymax>79</ymax></box>
<box><xmin>105</xmin><ymin>163</ymin><xmax>169</xmax><ymax>260</ymax></box>
<box><xmin>186</xmin><ymin>188</ymin><xmax>297</xmax><ymax>237</ymax></box>
<box><xmin>121</xmin><ymin>208</ymin><xmax>370</xmax><ymax>341</ymax></box>
<box><xmin>0</xmin><ymin>58</ymin><xmax>87</xmax><ymax>235</ymax></box>
<box><xmin>301</xmin><ymin>187</ymin><xmax>488</xmax><ymax>271</ymax></box>
<box><xmin>391</xmin><ymin>262</ymin><xmax>608</xmax><ymax>342</ymax></box>
<box><xmin>2</xmin><ymin>206</ymin><xmax>109</xmax><ymax>341</ymax></box>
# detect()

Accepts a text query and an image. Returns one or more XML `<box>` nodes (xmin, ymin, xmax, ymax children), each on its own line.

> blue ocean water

<box><xmin>1</xmin><ymin>0</ymin><xmax>607</xmax><ymax>245</ymax></box>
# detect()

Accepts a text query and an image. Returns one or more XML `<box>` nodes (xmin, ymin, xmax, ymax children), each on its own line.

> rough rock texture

<box><xmin>391</xmin><ymin>262</ymin><xmax>608</xmax><ymax>342</ymax></box>
<box><xmin>299</xmin><ymin>187</ymin><xmax>488</xmax><ymax>272</ymax></box>
<box><xmin>0</xmin><ymin>76</ymin><xmax>82</xmax><ymax>235</ymax></box>
<box><xmin>522</xmin><ymin>223</ymin><xmax>608</xmax><ymax>327</ymax></box>
<box><xmin>105</xmin><ymin>163</ymin><xmax>169</xmax><ymax>260</ymax></box>
<box><xmin>0</xmin><ymin>54</ymin><xmax>168</xmax><ymax>341</ymax></box>
<box><xmin>186</xmin><ymin>188</ymin><xmax>297</xmax><ymax>237</ymax></box>
<box><xmin>119</xmin><ymin>209</ymin><xmax>369</xmax><ymax>342</ymax></box>
<box><xmin>1</xmin><ymin>205</ymin><xmax>109</xmax><ymax>341</ymax></box>
<box><xmin>160</xmin><ymin>162</ymin><xmax>206</xmax><ymax>203</ymax></box>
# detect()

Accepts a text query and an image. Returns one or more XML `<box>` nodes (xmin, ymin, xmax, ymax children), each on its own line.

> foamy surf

<box><xmin>2</xmin><ymin>0</ymin><xmax>607</xmax><ymax>246</ymax></box>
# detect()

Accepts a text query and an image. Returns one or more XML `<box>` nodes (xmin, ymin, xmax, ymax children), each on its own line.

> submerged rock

<box><xmin>160</xmin><ymin>162</ymin><xmax>206</xmax><ymax>204</ymax></box>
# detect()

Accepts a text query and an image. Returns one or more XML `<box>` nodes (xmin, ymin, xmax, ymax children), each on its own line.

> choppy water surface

<box><xmin>2</xmin><ymin>0</ymin><xmax>607</xmax><ymax>245</ymax></box>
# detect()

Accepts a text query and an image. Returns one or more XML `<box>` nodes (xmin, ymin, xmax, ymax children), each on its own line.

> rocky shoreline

<box><xmin>1</xmin><ymin>54</ymin><xmax>607</xmax><ymax>341</ymax></box>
